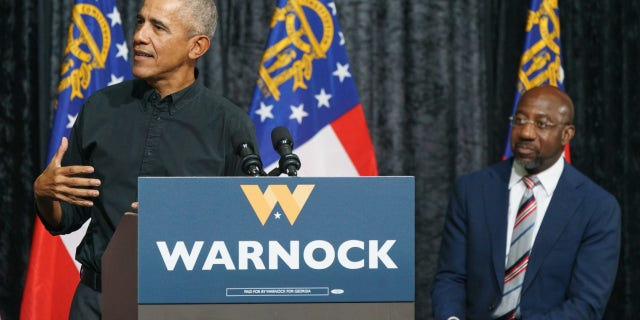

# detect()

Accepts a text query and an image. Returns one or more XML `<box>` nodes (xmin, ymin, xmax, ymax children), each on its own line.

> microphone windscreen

<box><xmin>271</xmin><ymin>126</ymin><xmax>293</xmax><ymax>149</ymax></box>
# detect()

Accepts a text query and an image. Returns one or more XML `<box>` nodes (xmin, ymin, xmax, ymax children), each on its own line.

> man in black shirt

<box><xmin>32</xmin><ymin>0</ymin><xmax>255</xmax><ymax>318</ymax></box>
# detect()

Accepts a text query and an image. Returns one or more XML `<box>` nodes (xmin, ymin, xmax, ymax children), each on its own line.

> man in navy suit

<box><xmin>432</xmin><ymin>85</ymin><xmax>621</xmax><ymax>320</ymax></box>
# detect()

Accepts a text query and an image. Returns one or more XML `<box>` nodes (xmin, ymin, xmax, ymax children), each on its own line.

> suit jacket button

<box><xmin>488</xmin><ymin>304</ymin><xmax>495</xmax><ymax>310</ymax></box>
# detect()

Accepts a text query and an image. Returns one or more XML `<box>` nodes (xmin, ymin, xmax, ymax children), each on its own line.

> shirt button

<box><xmin>147</xmin><ymin>151</ymin><xmax>152</xmax><ymax>156</ymax></box>
<box><xmin>156</xmin><ymin>116</ymin><xmax>161</xmax><ymax>120</ymax></box>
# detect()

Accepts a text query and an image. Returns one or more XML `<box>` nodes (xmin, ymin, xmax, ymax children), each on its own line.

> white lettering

<box><xmin>338</xmin><ymin>240</ymin><xmax>365</xmax><ymax>269</ymax></box>
<box><xmin>239</xmin><ymin>241</ymin><xmax>265</xmax><ymax>270</ymax></box>
<box><xmin>156</xmin><ymin>241</ymin><xmax>203</xmax><ymax>271</ymax></box>
<box><xmin>202</xmin><ymin>241</ymin><xmax>236</xmax><ymax>270</ymax></box>
<box><xmin>269</xmin><ymin>241</ymin><xmax>299</xmax><ymax>270</ymax></box>
<box><xmin>369</xmin><ymin>240</ymin><xmax>397</xmax><ymax>269</ymax></box>
<box><xmin>303</xmin><ymin>240</ymin><xmax>335</xmax><ymax>270</ymax></box>
<box><xmin>155</xmin><ymin>239</ymin><xmax>398</xmax><ymax>271</ymax></box>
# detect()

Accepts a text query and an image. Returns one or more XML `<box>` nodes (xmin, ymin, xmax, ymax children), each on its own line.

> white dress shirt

<box><xmin>505</xmin><ymin>156</ymin><xmax>565</xmax><ymax>260</ymax></box>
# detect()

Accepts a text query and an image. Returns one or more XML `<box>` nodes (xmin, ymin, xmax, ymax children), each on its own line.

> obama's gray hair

<box><xmin>182</xmin><ymin>0</ymin><xmax>218</xmax><ymax>38</ymax></box>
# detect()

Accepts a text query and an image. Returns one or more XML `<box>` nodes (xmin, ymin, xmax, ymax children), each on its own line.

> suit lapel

<box><xmin>523</xmin><ymin>164</ymin><xmax>583</xmax><ymax>292</ymax></box>
<box><xmin>484</xmin><ymin>161</ymin><xmax>511</xmax><ymax>290</ymax></box>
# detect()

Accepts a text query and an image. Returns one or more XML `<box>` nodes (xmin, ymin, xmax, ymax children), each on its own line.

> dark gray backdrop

<box><xmin>1</xmin><ymin>1</ymin><xmax>638</xmax><ymax>319</ymax></box>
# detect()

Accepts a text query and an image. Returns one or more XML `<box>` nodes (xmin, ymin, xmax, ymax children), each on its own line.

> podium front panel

<box><xmin>138</xmin><ymin>177</ymin><xmax>414</xmax><ymax>305</ymax></box>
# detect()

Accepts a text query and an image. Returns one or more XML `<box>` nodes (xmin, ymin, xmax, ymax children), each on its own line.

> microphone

<box><xmin>232</xmin><ymin>133</ymin><xmax>264</xmax><ymax>176</ymax></box>
<box><xmin>271</xmin><ymin>126</ymin><xmax>301</xmax><ymax>176</ymax></box>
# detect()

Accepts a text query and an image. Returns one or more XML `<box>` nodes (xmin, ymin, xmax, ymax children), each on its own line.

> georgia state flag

<box><xmin>21</xmin><ymin>1</ymin><xmax>132</xmax><ymax>318</ymax></box>
<box><xmin>249</xmin><ymin>0</ymin><xmax>377</xmax><ymax>176</ymax></box>
<box><xmin>503</xmin><ymin>0</ymin><xmax>570</xmax><ymax>161</ymax></box>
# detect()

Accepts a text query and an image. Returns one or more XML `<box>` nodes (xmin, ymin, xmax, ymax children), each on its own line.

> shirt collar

<box><xmin>140</xmin><ymin>69</ymin><xmax>200</xmax><ymax>114</ymax></box>
<box><xmin>509</xmin><ymin>156</ymin><xmax>565</xmax><ymax>196</ymax></box>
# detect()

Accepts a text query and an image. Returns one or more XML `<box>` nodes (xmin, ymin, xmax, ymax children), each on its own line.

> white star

<box><xmin>107</xmin><ymin>74</ymin><xmax>124</xmax><ymax>86</ymax></box>
<box><xmin>255</xmin><ymin>102</ymin><xmax>274</xmax><ymax>122</ymax></box>
<box><xmin>274</xmin><ymin>212</ymin><xmax>282</xmax><ymax>219</ymax></box>
<box><xmin>67</xmin><ymin>113</ymin><xmax>78</xmax><ymax>129</ymax></box>
<box><xmin>107</xmin><ymin>7</ymin><xmax>122</xmax><ymax>27</ymax></box>
<box><xmin>115</xmin><ymin>41</ymin><xmax>129</xmax><ymax>61</ymax></box>
<box><xmin>332</xmin><ymin>62</ymin><xmax>351</xmax><ymax>83</ymax></box>
<box><xmin>289</xmin><ymin>104</ymin><xmax>309</xmax><ymax>124</ymax></box>
<box><xmin>315</xmin><ymin>88</ymin><xmax>332</xmax><ymax>108</ymax></box>
<box><xmin>328</xmin><ymin>2</ymin><xmax>337</xmax><ymax>15</ymax></box>
<box><xmin>339</xmin><ymin>32</ymin><xmax>345</xmax><ymax>46</ymax></box>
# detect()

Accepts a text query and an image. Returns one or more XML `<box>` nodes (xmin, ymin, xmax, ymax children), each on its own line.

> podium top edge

<box><xmin>137</xmin><ymin>176</ymin><xmax>415</xmax><ymax>179</ymax></box>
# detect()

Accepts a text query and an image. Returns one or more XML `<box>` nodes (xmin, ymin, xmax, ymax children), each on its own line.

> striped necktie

<box><xmin>493</xmin><ymin>175</ymin><xmax>539</xmax><ymax>320</ymax></box>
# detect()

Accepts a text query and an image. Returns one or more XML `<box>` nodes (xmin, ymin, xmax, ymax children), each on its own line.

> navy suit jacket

<box><xmin>432</xmin><ymin>159</ymin><xmax>620</xmax><ymax>320</ymax></box>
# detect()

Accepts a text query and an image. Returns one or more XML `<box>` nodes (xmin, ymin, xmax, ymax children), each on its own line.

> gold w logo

<box><xmin>241</xmin><ymin>185</ymin><xmax>315</xmax><ymax>226</ymax></box>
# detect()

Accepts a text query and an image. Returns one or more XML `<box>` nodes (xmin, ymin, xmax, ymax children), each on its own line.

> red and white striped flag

<box><xmin>21</xmin><ymin>1</ymin><xmax>131</xmax><ymax>318</ymax></box>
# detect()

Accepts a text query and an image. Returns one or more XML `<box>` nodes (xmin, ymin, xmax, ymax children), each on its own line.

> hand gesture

<box><xmin>34</xmin><ymin>137</ymin><xmax>101</xmax><ymax>207</ymax></box>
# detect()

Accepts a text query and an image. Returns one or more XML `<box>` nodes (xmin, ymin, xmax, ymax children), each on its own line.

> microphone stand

<box><xmin>266</xmin><ymin>168</ymin><xmax>283</xmax><ymax>176</ymax></box>
<box><xmin>265</xmin><ymin>153</ymin><xmax>300</xmax><ymax>176</ymax></box>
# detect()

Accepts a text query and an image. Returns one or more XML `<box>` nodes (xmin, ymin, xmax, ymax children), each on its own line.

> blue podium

<box><xmin>103</xmin><ymin>177</ymin><xmax>415</xmax><ymax>319</ymax></box>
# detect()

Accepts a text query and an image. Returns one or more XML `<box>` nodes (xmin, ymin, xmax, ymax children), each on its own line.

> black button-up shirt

<box><xmin>41</xmin><ymin>78</ymin><xmax>257</xmax><ymax>272</ymax></box>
